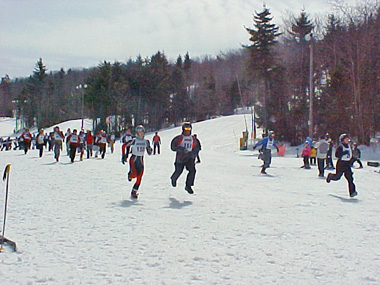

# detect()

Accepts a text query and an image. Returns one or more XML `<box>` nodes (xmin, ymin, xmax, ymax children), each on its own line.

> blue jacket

<box><xmin>254</xmin><ymin>137</ymin><xmax>278</xmax><ymax>150</ymax></box>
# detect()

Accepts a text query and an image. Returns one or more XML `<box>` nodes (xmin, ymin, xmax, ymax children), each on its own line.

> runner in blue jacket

<box><xmin>253</xmin><ymin>131</ymin><xmax>279</xmax><ymax>174</ymax></box>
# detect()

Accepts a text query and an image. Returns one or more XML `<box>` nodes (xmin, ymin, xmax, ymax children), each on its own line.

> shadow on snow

<box><xmin>165</xmin><ymin>198</ymin><xmax>192</xmax><ymax>209</ymax></box>
<box><xmin>329</xmin><ymin>194</ymin><xmax>360</xmax><ymax>203</ymax></box>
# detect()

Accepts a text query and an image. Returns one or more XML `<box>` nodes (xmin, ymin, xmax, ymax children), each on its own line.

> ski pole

<box><xmin>1</xmin><ymin>164</ymin><xmax>11</xmax><ymax>251</ymax></box>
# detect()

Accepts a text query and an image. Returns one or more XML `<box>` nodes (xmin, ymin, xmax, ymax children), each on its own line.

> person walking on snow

<box><xmin>326</xmin><ymin>136</ymin><xmax>335</xmax><ymax>170</ymax></box>
<box><xmin>152</xmin><ymin>132</ymin><xmax>161</xmax><ymax>155</ymax></box>
<box><xmin>36</xmin><ymin>129</ymin><xmax>46</xmax><ymax>158</ymax></box>
<box><xmin>86</xmin><ymin>130</ymin><xmax>94</xmax><ymax>159</ymax></box>
<box><xmin>310</xmin><ymin>146</ymin><xmax>317</xmax><ymax>165</ymax></box>
<box><xmin>301</xmin><ymin>141</ymin><xmax>311</xmax><ymax>169</ymax></box>
<box><xmin>96</xmin><ymin>130</ymin><xmax>107</xmax><ymax>159</ymax></box>
<box><xmin>53</xmin><ymin>126</ymin><xmax>65</xmax><ymax>162</ymax></box>
<box><xmin>326</xmin><ymin>133</ymin><xmax>357</xmax><ymax>197</ymax></box>
<box><xmin>253</xmin><ymin>131</ymin><xmax>279</xmax><ymax>174</ymax></box>
<box><xmin>170</xmin><ymin>122</ymin><xmax>202</xmax><ymax>194</ymax></box>
<box><xmin>351</xmin><ymin>143</ymin><xmax>363</xmax><ymax>169</ymax></box>
<box><xmin>67</xmin><ymin>129</ymin><xmax>80</xmax><ymax>163</ymax></box>
<box><xmin>126</xmin><ymin>125</ymin><xmax>152</xmax><ymax>199</ymax></box>
<box><xmin>78</xmin><ymin>130</ymin><xmax>86</xmax><ymax>161</ymax></box>
<box><xmin>20</xmin><ymin>128</ymin><xmax>32</xmax><ymax>154</ymax></box>
<box><xmin>314</xmin><ymin>135</ymin><xmax>329</xmax><ymax>177</ymax></box>
<box><xmin>65</xmin><ymin>128</ymin><xmax>71</xmax><ymax>156</ymax></box>
<box><xmin>193</xmin><ymin>134</ymin><xmax>202</xmax><ymax>163</ymax></box>
<box><xmin>108</xmin><ymin>132</ymin><xmax>116</xmax><ymax>154</ymax></box>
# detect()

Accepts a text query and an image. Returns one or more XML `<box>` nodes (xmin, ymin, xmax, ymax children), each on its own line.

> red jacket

<box><xmin>86</xmin><ymin>134</ymin><xmax>94</xmax><ymax>145</ymax></box>
<box><xmin>302</xmin><ymin>146</ymin><xmax>311</xmax><ymax>157</ymax></box>
<box><xmin>153</xmin><ymin>135</ymin><xmax>161</xmax><ymax>144</ymax></box>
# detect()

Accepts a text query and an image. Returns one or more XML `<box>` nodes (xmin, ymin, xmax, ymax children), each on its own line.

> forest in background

<box><xmin>0</xmin><ymin>1</ymin><xmax>379</xmax><ymax>145</ymax></box>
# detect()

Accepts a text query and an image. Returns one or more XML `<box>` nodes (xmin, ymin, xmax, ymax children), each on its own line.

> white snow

<box><xmin>0</xmin><ymin>114</ymin><xmax>379</xmax><ymax>284</ymax></box>
<box><xmin>0</xmin><ymin>117</ymin><xmax>17</xmax><ymax>137</ymax></box>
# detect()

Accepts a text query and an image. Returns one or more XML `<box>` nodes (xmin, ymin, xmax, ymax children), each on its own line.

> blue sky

<box><xmin>0</xmin><ymin>0</ymin><xmax>354</xmax><ymax>78</ymax></box>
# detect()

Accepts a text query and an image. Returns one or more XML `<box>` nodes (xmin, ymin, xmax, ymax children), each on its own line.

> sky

<box><xmin>0</xmin><ymin>0</ymin><xmax>356</xmax><ymax>79</ymax></box>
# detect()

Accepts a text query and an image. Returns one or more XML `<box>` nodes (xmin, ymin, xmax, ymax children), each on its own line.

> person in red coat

<box><xmin>86</xmin><ymin>130</ymin><xmax>94</xmax><ymax>159</ymax></box>
<box><xmin>152</xmin><ymin>132</ymin><xmax>161</xmax><ymax>155</ymax></box>
<box><xmin>301</xmin><ymin>141</ymin><xmax>311</xmax><ymax>169</ymax></box>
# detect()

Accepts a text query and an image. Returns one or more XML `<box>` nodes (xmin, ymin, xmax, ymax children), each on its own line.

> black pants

<box><xmin>69</xmin><ymin>145</ymin><xmax>77</xmax><ymax>162</ymax></box>
<box><xmin>329</xmin><ymin>160</ymin><xmax>356</xmax><ymax>195</ymax></box>
<box><xmin>303</xmin><ymin>156</ymin><xmax>310</xmax><ymax>169</ymax></box>
<box><xmin>23</xmin><ymin>141</ymin><xmax>31</xmax><ymax>154</ymax></box>
<box><xmin>317</xmin><ymin>158</ymin><xmax>325</xmax><ymax>176</ymax></box>
<box><xmin>37</xmin><ymin>144</ymin><xmax>44</xmax><ymax>157</ymax></box>
<box><xmin>171</xmin><ymin>158</ymin><xmax>196</xmax><ymax>187</ymax></box>
<box><xmin>99</xmin><ymin>144</ymin><xmax>106</xmax><ymax>159</ymax></box>
<box><xmin>153</xmin><ymin>143</ymin><xmax>160</xmax><ymax>155</ymax></box>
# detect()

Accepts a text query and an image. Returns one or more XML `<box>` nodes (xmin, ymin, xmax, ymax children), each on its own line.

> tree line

<box><xmin>0</xmin><ymin>1</ymin><xmax>378</xmax><ymax>145</ymax></box>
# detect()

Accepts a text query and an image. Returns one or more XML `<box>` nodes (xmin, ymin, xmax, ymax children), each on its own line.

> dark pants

<box><xmin>37</xmin><ymin>144</ymin><xmax>44</xmax><ymax>157</ymax></box>
<box><xmin>23</xmin><ymin>141</ymin><xmax>31</xmax><ymax>154</ymax></box>
<box><xmin>171</xmin><ymin>158</ymin><xmax>196</xmax><ymax>187</ymax></box>
<box><xmin>153</xmin><ymin>143</ymin><xmax>160</xmax><ymax>155</ymax></box>
<box><xmin>99</xmin><ymin>144</ymin><xmax>106</xmax><ymax>159</ymax></box>
<box><xmin>317</xmin><ymin>158</ymin><xmax>325</xmax><ymax>176</ymax></box>
<box><xmin>69</xmin><ymin>145</ymin><xmax>77</xmax><ymax>162</ymax></box>
<box><xmin>303</xmin><ymin>156</ymin><xmax>310</xmax><ymax>169</ymax></box>
<box><xmin>329</xmin><ymin>160</ymin><xmax>356</xmax><ymax>196</ymax></box>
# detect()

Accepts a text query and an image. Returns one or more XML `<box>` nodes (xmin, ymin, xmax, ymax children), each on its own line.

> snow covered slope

<box><xmin>0</xmin><ymin>117</ymin><xmax>16</xmax><ymax>137</ymax></box>
<box><xmin>0</xmin><ymin>114</ymin><xmax>379</xmax><ymax>284</ymax></box>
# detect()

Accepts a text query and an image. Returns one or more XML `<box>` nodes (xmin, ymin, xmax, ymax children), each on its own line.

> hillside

<box><xmin>0</xmin><ymin>114</ymin><xmax>379</xmax><ymax>284</ymax></box>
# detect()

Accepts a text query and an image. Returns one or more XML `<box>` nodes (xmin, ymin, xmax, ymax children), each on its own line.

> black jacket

<box><xmin>171</xmin><ymin>134</ymin><xmax>201</xmax><ymax>163</ymax></box>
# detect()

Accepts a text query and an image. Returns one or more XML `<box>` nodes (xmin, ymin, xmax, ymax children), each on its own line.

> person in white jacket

<box><xmin>126</xmin><ymin>125</ymin><xmax>152</xmax><ymax>199</ymax></box>
<box><xmin>314</xmin><ymin>135</ymin><xmax>329</xmax><ymax>177</ymax></box>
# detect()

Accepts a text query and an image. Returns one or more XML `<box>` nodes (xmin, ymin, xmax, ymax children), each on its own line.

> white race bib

<box><xmin>179</xmin><ymin>136</ymin><xmax>194</xmax><ymax>152</ymax></box>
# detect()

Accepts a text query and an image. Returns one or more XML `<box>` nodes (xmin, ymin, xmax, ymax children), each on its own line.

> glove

<box><xmin>277</xmin><ymin>147</ymin><xmax>279</xmax><ymax>152</ymax></box>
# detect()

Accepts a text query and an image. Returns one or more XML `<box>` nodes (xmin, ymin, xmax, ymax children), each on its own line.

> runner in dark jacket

<box><xmin>326</xmin><ymin>133</ymin><xmax>357</xmax><ymax>197</ymax></box>
<box><xmin>170</xmin><ymin>122</ymin><xmax>201</xmax><ymax>194</ymax></box>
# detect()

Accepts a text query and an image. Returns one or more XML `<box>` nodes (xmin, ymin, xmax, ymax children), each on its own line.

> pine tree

<box><xmin>244</xmin><ymin>5</ymin><xmax>281</xmax><ymax>133</ymax></box>
<box><xmin>286</xmin><ymin>12</ymin><xmax>315</xmax><ymax>141</ymax></box>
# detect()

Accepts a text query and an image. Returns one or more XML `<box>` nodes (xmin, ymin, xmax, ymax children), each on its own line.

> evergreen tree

<box><xmin>244</xmin><ymin>5</ymin><xmax>281</xmax><ymax>133</ymax></box>
<box><xmin>0</xmin><ymin>75</ymin><xmax>12</xmax><ymax>117</ymax></box>
<box><xmin>286</xmin><ymin>11</ymin><xmax>315</xmax><ymax>141</ymax></box>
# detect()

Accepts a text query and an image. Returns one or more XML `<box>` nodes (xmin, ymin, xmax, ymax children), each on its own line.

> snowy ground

<box><xmin>0</xmin><ymin>115</ymin><xmax>379</xmax><ymax>284</ymax></box>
